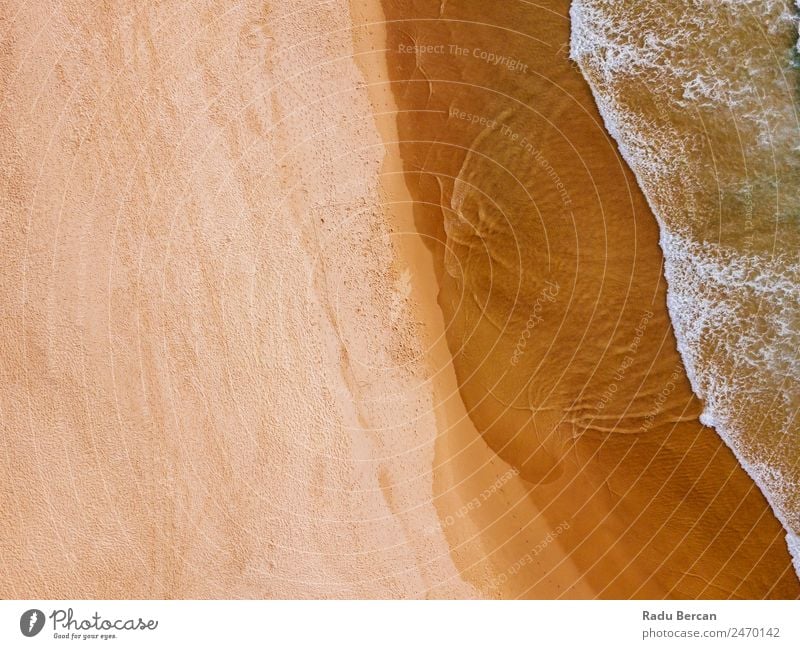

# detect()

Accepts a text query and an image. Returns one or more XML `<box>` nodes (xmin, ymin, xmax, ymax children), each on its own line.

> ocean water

<box><xmin>571</xmin><ymin>0</ymin><xmax>800</xmax><ymax>575</ymax></box>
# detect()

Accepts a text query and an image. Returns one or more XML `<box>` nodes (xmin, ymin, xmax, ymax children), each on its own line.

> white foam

<box><xmin>788</xmin><ymin>531</ymin><xmax>800</xmax><ymax>576</ymax></box>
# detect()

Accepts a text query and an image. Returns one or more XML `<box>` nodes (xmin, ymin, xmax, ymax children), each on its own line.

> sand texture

<box><xmin>0</xmin><ymin>0</ymin><xmax>476</xmax><ymax>599</ymax></box>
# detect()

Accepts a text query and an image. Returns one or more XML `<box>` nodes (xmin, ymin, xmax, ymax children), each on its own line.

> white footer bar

<box><xmin>1</xmin><ymin>600</ymin><xmax>797</xmax><ymax>648</ymax></box>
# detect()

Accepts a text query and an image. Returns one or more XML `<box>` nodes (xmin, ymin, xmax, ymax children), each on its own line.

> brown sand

<box><xmin>371</xmin><ymin>0</ymin><xmax>800</xmax><ymax>598</ymax></box>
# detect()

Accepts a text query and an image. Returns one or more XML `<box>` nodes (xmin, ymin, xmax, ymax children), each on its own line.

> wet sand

<box><xmin>349</xmin><ymin>0</ymin><xmax>593</xmax><ymax>597</ymax></box>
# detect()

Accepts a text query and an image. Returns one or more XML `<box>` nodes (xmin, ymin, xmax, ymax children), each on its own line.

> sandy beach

<box><xmin>0</xmin><ymin>0</ymin><xmax>478</xmax><ymax>599</ymax></box>
<box><xmin>1</xmin><ymin>0</ymin><xmax>797</xmax><ymax>599</ymax></box>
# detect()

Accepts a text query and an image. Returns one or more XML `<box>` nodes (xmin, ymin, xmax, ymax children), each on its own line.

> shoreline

<box><xmin>571</xmin><ymin>0</ymin><xmax>800</xmax><ymax>582</ymax></box>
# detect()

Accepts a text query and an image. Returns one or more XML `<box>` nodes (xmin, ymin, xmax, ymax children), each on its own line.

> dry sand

<box><xmin>0</xmin><ymin>0</ymin><xmax>796</xmax><ymax>599</ymax></box>
<box><xmin>0</xmin><ymin>0</ymin><xmax>474</xmax><ymax>599</ymax></box>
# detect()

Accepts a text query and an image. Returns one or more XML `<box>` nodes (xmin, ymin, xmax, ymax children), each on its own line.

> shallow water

<box><xmin>571</xmin><ymin>0</ymin><xmax>800</xmax><ymax>575</ymax></box>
